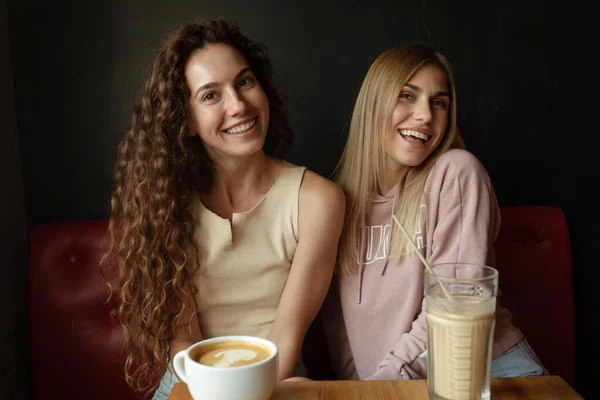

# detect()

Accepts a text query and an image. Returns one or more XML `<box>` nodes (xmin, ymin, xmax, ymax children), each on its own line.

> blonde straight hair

<box><xmin>335</xmin><ymin>44</ymin><xmax>458</xmax><ymax>275</ymax></box>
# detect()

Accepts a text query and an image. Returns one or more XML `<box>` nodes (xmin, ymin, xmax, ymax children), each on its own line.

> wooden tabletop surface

<box><xmin>168</xmin><ymin>375</ymin><xmax>582</xmax><ymax>399</ymax></box>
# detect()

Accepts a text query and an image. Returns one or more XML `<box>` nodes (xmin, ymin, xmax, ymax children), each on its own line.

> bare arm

<box><xmin>268</xmin><ymin>171</ymin><xmax>346</xmax><ymax>380</ymax></box>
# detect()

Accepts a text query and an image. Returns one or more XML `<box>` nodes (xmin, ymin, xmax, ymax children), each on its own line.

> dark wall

<box><xmin>8</xmin><ymin>0</ymin><xmax>598</xmax><ymax>397</ymax></box>
<box><xmin>1</xmin><ymin>0</ymin><xmax>27</xmax><ymax>398</ymax></box>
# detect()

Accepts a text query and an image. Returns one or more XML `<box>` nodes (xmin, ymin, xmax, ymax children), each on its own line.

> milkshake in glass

<box><xmin>425</xmin><ymin>264</ymin><xmax>498</xmax><ymax>400</ymax></box>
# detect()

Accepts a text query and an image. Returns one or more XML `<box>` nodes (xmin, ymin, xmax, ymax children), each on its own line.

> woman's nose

<box><xmin>413</xmin><ymin>101</ymin><xmax>432</xmax><ymax>123</ymax></box>
<box><xmin>226</xmin><ymin>91</ymin><xmax>248</xmax><ymax>116</ymax></box>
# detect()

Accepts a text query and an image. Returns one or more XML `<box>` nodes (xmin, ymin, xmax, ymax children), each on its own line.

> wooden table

<box><xmin>169</xmin><ymin>375</ymin><xmax>582</xmax><ymax>399</ymax></box>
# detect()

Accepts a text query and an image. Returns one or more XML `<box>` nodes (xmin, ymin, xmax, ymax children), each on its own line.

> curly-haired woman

<box><xmin>106</xmin><ymin>18</ymin><xmax>345</xmax><ymax>399</ymax></box>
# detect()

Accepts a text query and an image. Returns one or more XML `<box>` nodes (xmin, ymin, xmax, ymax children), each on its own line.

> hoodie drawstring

<box><xmin>379</xmin><ymin>192</ymin><xmax>398</xmax><ymax>276</ymax></box>
<box><xmin>357</xmin><ymin>227</ymin><xmax>365</xmax><ymax>304</ymax></box>
<box><xmin>358</xmin><ymin>186</ymin><xmax>400</xmax><ymax>303</ymax></box>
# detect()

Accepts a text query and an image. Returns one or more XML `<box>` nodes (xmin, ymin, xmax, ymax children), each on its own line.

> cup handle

<box><xmin>172</xmin><ymin>350</ymin><xmax>188</xmax><ymax>384</ymax></box>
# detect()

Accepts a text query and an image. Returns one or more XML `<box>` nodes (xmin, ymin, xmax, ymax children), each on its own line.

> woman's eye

<box><xmin>432</xmin><ymin>99</ymin><xmax>448</xmax><ymax>108</ymax></box>
<box><xmin>399</xmin><ymin>92</ymin><xmax>413</xmax><ymax>100</ymax></box>
<box><xmin>238</xmin><ymin>76</ymin><xmax>255</xmax><ymax>88</ymax></box>
<box><xmin>202</xmin><ymin>92</ymin><xmax>217</xmax><ymax>102</ymax></box>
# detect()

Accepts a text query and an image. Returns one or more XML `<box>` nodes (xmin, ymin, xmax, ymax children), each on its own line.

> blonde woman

<box><xmin>324</xmin><ymin>44</ymin><xmax>547</xmax><ymax>380</ymax></box>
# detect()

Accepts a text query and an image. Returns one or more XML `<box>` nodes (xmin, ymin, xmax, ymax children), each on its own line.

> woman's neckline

<box><xmin>198</xmin><ymin>159</ymin><xmax>288</xmax><ymax>219</ymax></box>
<box><xmin>375</xmin><ymin>183</ymin><xmax>399</xmax><ymax>201</ymax></box>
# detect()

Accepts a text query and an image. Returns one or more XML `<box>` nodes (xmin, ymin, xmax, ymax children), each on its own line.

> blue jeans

<box><xmin>153</xmin><ymin>367</ymin><xmax>179</xmax><ymax>400</ymax></box>
<box><xmin>153</xmin><ymin>366</ymin><xmax>179</xmax><ymax>400</ymax></box>
<box><xmin>491</xmin><ymin>338</ymin><xmax>549</xmax><ymax>377</ymax></box>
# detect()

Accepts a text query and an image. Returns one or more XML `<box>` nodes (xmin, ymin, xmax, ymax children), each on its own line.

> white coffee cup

<box><xmin>173</xmin><ymin>335</ymin><xmax>278</xmax><ymax>400</ymax></box>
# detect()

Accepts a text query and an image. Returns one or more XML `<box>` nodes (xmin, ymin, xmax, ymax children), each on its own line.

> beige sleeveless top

<box><xmin>192</xmin><ymin>162</ymin><xmax>306</xmax><ymax>339</ymax></box>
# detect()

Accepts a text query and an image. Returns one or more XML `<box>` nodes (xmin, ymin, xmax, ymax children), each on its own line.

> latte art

<box><xmin>193</xmin><ymin>340</ymin><xmax>272</xmax><ymax>368</ymax></box>
<box><xmin>174</xmin><ymin>336</ymin><xmax>278</xmax><ymax>400</ymax></box>
<box><xmin>211</xmin><ymin>349</ymin><xmax>259</xmax><ymax>368</ymax></box>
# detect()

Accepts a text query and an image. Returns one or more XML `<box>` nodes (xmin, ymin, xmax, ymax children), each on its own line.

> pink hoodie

<box><xmin>322</xmin><ymin>149</ymin><xmax>523</xmax><ymax>380</ymax></box>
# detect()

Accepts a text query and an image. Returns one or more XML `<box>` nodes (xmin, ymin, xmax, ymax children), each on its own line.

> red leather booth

<box><xmin>27</xmin><ymin>207</ymin><xmax>576</xmax><ymax>399</ymax></box>
<box><xmin>27</xmin><ymin>220</ymin><xmax>137</xmax><ymax>399</ymax></box>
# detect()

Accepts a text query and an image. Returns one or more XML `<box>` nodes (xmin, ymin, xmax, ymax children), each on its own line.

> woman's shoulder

<box><xmin>282</xmin><ymin>161</ymin><xmax>342</xmax><ymax>198</ymax></box>
<box><xmin>300</xmin><ymin>169</ymin><xmax>346</xmax><ymax>207</ymax></box>
<box><xmin>281</xmin><ymin>161</ymin><xmax>345</xmax><ymax>218</ymax></box>
<box><xmin>279</xmin><ymin>160</ymin><xmax>345</xmax><ymax>207</ymax></box>
<box><xmin>432</xmin><ymin>149</ymin><xmax>488</xmax><ymax>178</ymax></box>
<box><xmin>294</xmin><ymin>167</ymin><xmax>345</xmax><ymax>239</ymax></box>
<box><xmin>425</xmin><ymin>149</ymin><xmax>493</xmax><ymax>195</ymax></box>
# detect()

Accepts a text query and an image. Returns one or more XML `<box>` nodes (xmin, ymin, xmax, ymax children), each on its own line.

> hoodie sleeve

<box><xmin>366</xmin><ymin>149</ymin><xmax>501</xmax><ymax>380</ymax></box>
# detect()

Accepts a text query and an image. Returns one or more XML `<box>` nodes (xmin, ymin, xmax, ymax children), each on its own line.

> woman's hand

<box><xmin>281</xmin><ymin>377</ymin><xmax>313</xmax><ymax>382</ymax></box>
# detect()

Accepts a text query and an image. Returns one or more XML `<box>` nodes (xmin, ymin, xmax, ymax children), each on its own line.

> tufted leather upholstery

<box><xmin>27</xmin><ymin>220</ymin><xmax>138</xmax><ymax>400</ymax></box>
<box><xmin>493</xmin><ymin>206</ymin><xmax>576</xmax><ymax>386</ymax></box>
<box><xmin>27</xmin><ymin>207</ymin><xmax>575</xmax><ymax>398</ymax></box>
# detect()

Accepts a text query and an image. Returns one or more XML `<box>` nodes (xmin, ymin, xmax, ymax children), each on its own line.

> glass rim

<box><xmin>426</xmin><ymin>263</ymin><xmax>498</xmax><ymax>282</ymax></box>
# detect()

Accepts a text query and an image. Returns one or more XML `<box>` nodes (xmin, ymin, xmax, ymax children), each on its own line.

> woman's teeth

<box><xmin>398</xmin><ymin>129</ymin><xmax>430</xmax><ymax>143</ymax></box>
<box><xmin>225</xmin><ymin>118</ymin><xmax>256</xmax><ymax>135</ymax></box>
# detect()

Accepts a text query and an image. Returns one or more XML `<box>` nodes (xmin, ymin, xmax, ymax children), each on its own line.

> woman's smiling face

<box><xmin>384</xmin><ymin>63</ymin><xmax>450</xmax><ymax>172</ymax></box>
<box><xmin>185</xmin><ymin>43</ymin><xmax>270</xmax><ymax>161</ymax></box>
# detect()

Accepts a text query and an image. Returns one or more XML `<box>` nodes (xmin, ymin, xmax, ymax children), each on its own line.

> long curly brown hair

<box><xmin>105</xmin><ymin>18</ymin><xmax>293</xmax><ymax>394</ymax></box>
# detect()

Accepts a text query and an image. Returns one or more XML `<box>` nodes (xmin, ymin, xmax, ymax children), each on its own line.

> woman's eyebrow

<box><xmin>403</xmin><ymin>83</ymin><xmax>449</xmax><ymax>97</ymax></box>
<box><xmin>193</xmin><ymin>82</ymin><xmax>218</xmax><ymax>99</ymax></box>
<box><xmin>235</xmin><ymin>66</ymin><xmax>252</xmax><ymax>79</ymax></box>
<box><xmin>193</xmin><ymin>67</ymin><xmax>253</xmax><ymax>99</ymax></box>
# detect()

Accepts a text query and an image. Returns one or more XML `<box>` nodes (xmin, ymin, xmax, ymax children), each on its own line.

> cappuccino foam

<box><xmin>193</xmin><ymin>340</ymin><xmax>272</xmax><ymax>368</ymax></box>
